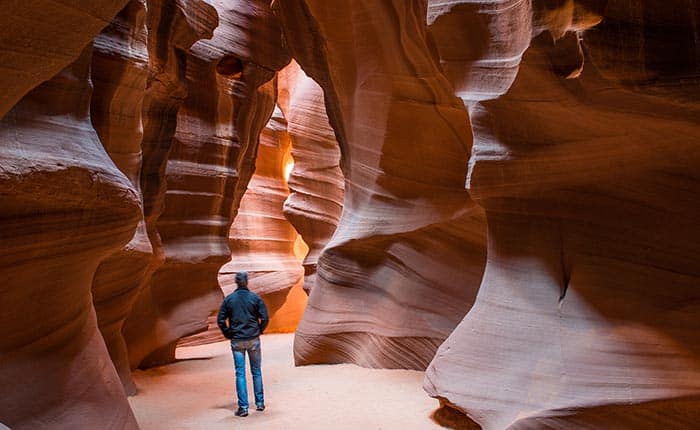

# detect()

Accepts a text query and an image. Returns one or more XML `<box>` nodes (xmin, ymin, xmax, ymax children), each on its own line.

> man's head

<box><xmin>235</xmin><ymin>271</ymin><xmax>249</xmax><ymax>288</ymax></box>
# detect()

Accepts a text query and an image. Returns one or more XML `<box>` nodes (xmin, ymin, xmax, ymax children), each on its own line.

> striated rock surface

<box><xmin>121</xmin><ymin>0</ymin><xmax>219</xmax><ymax>370</ymax></box>
<box><xmin>276</xmin><ymin>0</ymin><xmax>487</xmax><ymax>369</ymax></box>
<box><xmin>0</xmin><ymin>0</ymin><xmax>129</xmax><ymax>118</ymax></box>
<box><xmin>0</xmin><ymin>47</ymin><xmax>141</xmax><ymax>430</ymax></box>
<box><xmin>281</xmin><ymin>65</ymin><xmax>345</xmax><ymax>294</ymax></box>
<box><xmin>424</xmin><ymin>2</ymin><xmax>700</xmax><ymax>428</ymax></box>
<box><xmin>124</xmin><ymin>0</ymin><xmax>290</xmax><ymax>367</ymax></box>
<box><xmin>90</xmin><ymin>0</ymin><xmax>152</xmax><ymax>395</ymax></box>
<box><xmin>221</xmin><ymin>106</ymin><xmax>306</xmax><ymax>333</ymax></box>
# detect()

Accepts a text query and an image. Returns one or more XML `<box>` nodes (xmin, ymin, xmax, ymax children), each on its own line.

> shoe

<box><xmin>256</xmin><ymin>404</ymin><xmax>265</xmax><ymax>412</ymax></box>
<box><xmin>234</xmin><ymin>408</ymin><xmax>248</xmax><ymax>417</ymax></box>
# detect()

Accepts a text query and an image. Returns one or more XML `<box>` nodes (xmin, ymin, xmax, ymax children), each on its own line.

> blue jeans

<box><xmin>231</xmin><ymin>337</ymin><xmax>264</xmax><ymax>410</ymax></box>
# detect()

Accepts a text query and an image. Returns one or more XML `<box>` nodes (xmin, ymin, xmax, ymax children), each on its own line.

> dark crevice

<box><xmin>431</xmin><ymin>401</ymin><xmax>483</xmax><ymax>430</ymax></box>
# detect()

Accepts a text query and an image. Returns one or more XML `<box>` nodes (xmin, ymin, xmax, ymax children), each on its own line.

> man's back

<box><xmin>219</xmin><ymin>271</ymin><xmax>268</xmax><ymax>417</ymax></box>
<box><xmin>218</xmin><ymin>288</ymin><xmax>269</xmax><ymax>341</ymax></box>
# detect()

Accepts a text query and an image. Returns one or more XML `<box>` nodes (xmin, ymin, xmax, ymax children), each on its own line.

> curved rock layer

<box><xmin>275</xmin><ymin>0</ymin><xmax>487</xmax><ymax>369</ymax></box>
<box><xmin>0</xmin><ymin>47</ymin><xmax>141</xmax><ymax>430</ymax></box>
<box><xmin>424</xmin><ymin>2</ymin><xmax>700</xmax><ymax>428</ymax></box>
<box><xmin>0</xmin><ymin>0</ymin><xmax>129</xmax><ymax>117</ymax></box>
<box><xmin>123</xmin><ymin>0</ymin><xmax>290</xmax><ymax>368</ymax></box>
<box><xmin>221</xmin><ymin>106</ymin><xmax>306</xmax><ymax>333</ymax></box>
<box><xmin>120</xmin><ymin>0</ymin><xmax>219</xmax><ymax>371</ymax></box>
<box><xmin>0</xmin><ymin>0</ymin><xmax>291</xmax><ymax>425</ymax></box>
<box><xmin>281</xmin><ymin>65</ymin><xmax>345</xmax><ymax>294</ymax></box>
<box><xmin>90</xmin><ymin>0</ymin><xmax>152</xmax><ymax>395</ymax></box>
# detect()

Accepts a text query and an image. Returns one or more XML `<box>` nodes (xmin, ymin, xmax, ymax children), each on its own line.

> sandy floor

<box><xmin>129</xmin><ymin>333</ymin><xmax>450</xmax><ymax>430</ymax></box>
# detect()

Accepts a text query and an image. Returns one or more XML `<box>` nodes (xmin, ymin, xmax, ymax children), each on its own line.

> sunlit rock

<box><xmin>424</xmin><ymin>2</ymin><xmax>700</xmax><ymax>428</ymax></box>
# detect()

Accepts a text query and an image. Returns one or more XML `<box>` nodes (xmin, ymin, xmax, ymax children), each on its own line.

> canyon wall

<box><xmin>0</xmin><ymin>46</ymin><xmax>141</xmax><ymax>430</ymax></box>
<box><xmin>424</xmin><ymin>1</ymin><xmax>700</xmax><ymax>428</ymax></box>
<box><xmin>2</xmin><ymin>0</ymin><xmax>699</xmax><ymax>428</ymax></box>
<box><xmin>90</xmin><ymin>0</ymin><xmax>153</xmax><ymax>395</ymax></box>
<box><xmin>123</xmin><ymin>0</ymin><xmax>290</xmax><ymax>368</ymax></box>
<box><xmin>114</xmin><ymin>0</ymin><xmax>219</xmax><ymax>370</ymax></box>
<box><xmin>1</xmin><ymin>0</ymin><xmax>290</xmax><ymax>426</ymax></box>
<box><xmin>281</xmin><ymin>66</ymin><xmax>345</xmax><ymax>294</ymax></box>
<box><xmin>275</xmin><ymin>0</ymin><xmax>487</xmax><ymax>369</ymax></box>
<box><xmin>0</xmin><ymin>0</ymin><xmax>129</xmax><ymax>118</ymax></box>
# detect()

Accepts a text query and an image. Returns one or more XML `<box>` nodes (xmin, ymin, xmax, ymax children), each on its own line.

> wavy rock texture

<box><xmin>90</xmin><ymin>0</ymin><xmax>152</xmax><ymax>395</ymax></box>
<box><xmin>424</xmin><ymin>2</ymin><xmax>700</xmax><ymax>428</ymax></box>
<box><xmin>0</xmin><ymin>47</ymin><xmax>141</xmax><ymax>430</ymax></box>
<box><xmin>276</xmin><ymin>0</ymin><xmax>487</xmax><ymax>369</ymax></box>
<box><xmin>121</xmin><ymin>0</ymin><xmax>219</xmax><ymax>371</ymax></box>
<box><xmin>281</xmin><ymin>65</ymin><xmax>345</xmax><ymax>294</ymax></box>
<box><xmin>221</xmin><ymin>106</ymin><xmax>306</xmax><ymax>333</ymax></box>
<box><xmin>124</xmin><ymin>0</ymin><xmax>290</xmax><ymax>367</ymax></box>
<box><xmin>0</xmin><ymin>0</ymin><xmax>129</xmax><ymax>118</ymax></box>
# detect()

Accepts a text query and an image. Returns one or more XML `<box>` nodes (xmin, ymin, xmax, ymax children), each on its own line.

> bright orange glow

<box><xmin>293</xmin><ymin>233</ymin><xmax>309</xmax><ymax>262</ymax></box>
<box><xmin>283</xmin><ymin>154</ymin><xmax>295</xmax><ymax>183</ymax></box>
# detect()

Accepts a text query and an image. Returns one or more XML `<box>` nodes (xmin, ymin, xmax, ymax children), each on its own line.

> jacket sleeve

<box><xmin>257</xmin><ymin>296</ymin><xmax>269</xmax><ymax>334</ymax></box>
<box><xmin>217</xmin><ymin>300</ymin><xmax>233</xmax><ymax>339</ymax></box>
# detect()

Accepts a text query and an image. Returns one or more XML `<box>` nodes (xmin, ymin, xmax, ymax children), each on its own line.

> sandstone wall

<box><xmin>3</xmin><ymin>1</ymin><xmax>698</xmax><ymax>428</ymax></box>
<box><xmin>1</xmin><ymin>0</ymin><xmax>290</xmax><ymax>425</ymax></box>
<box><xmin>281</xmin><ymin>66</ymin><xmax>345</xmax><ymax>294</ymax></box>
<box><xmin>0</xmin><ymin>47</ymin><xmax>141</xmax><ymax>430</ymax></box>
<box><xmin>0</xmin><ymin>0</ymin><xmax>129</xmax><ymax>117</ymax></box>
<box><xmin>123</xmin><ymin>0</ymin><xmax>290</xmax><ymax>368</ymax></box>
<box><xmin>424</xmin><ymin>1</ymin><xmax>700</xmax><ymax>428</ymax></box>
<box><xmin>275</xmin><ymin>0</ymin><xmax>487</xmax><ymax>369</ymax></box>
<box><xmin>90</xmin><ymin>0</ymin><xmax>153</xmax><ymax>395</ymax></box>
<box><xmin>113</xmin><ymin>0</ymin><xmax>217</xmax><ymax>372</ymax></box>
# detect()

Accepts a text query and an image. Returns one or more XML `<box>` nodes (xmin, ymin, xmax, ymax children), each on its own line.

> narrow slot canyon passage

<box><xmin>1</xmin><ymin>1</ymin><xmax>699</xmax><ymax>430</ymax></box>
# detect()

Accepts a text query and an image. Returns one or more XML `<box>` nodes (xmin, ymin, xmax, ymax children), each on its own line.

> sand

<box><xmin>129</xmin><ymin>333</ymin><xmax>450</xmax><ymax>430</ymax></box>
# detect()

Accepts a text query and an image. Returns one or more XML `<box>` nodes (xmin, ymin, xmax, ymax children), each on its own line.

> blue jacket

<box><xmin>217</xmin><ymin>287</ymin><xmax>269</xmax><ymax>341</ymax></box>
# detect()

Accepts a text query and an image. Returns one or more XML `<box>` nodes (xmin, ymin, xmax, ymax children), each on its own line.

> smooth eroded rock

<box><xmin>276</xmin><ymin>0</ymin><xmax>487</xmax><ymax>369</ymax></box>
<box><xmin>425</xmin><ymin>2</ymin><xmax>700</xmax><ymax>428</ymax></box>
<box><xmin>0</xmin><ymin>46</ymin><xmax>141</xmax><ymax>430</ymax></box>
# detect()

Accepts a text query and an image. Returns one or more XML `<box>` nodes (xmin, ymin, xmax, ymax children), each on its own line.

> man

<box><xmin>217</xmin><ymin>271</ymin><xmax>269</xmax><ymax>417</ymax></box>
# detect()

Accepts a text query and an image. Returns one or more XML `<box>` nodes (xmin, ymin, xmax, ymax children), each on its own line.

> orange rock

<box><xmin>281</xmin><ymin>64</ymin><xmax>345</xmax><ymax>294</ymax></box>
<box><xmin>425</xmin><ymin>2</ymin><xmax>700</xmax><ymax>428</ymax></box>
<box><xmin>90</xmin><ymin>0</ymin><xmax>152</xmax><ymax>395</ymax></box>
<box><xmin>275</xmin><ymin>0</ymin><xmax>487</xmax><ymax>369</ymax></box>
<box><xmin>0</xmin><ymin>46</ymin><xmax>141</xmax><ymax>430</ymax></box>
<box><xmin>123</xmin><ymin>0</ymin><xmax>290</xmax><ymax>368</ymax></box>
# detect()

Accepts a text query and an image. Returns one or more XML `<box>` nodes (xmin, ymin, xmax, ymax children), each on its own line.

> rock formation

<box><xmin>221</xmin><ymin>106</ymin><xmax>306</xmax><ymax>333</ymax></box>
<box><xmin>0</xmin><ymin>0</ymin><xmax>130</xmax><ymax>118</ymax></box>
<box><xmin>281</xmin><ymin>65</ymin><xmax>345</xmax><ymax>294</ymax></box>
<box><xmin>424</xmin><ymin>1</ymin><xmax>700</xmax><ymax>428</ymax></box>
<box><xmin>0</xmin><ymin>47</ymin><xmax>141</xmax><ymax>430</ymax></box>
<box><xmin>123</xmin><ymin>0</ymin><xmax>290</xmax><ymax>368</ymax></box>
<box><xmin>1</xmin><ymin>0</ymin><xmax>290</xmax><ymax>425</ymax></box>
<box><xmin>3</xmin><ymin>0</ymin><xmax>699</xmax><ymax>428</ymax></box>
<box><xmin>275</xmin><ymin>0</ymin><xmax>487</xmax><ymax>369</ymax></box>
<box><xmin>90</xmin><ymin>0</ymin><xmax>152</xmax><ymax>395</ymax></box>
<box><xmin>119</xmin><ymin>0</ymin><xmax>219</xmax><ymax>371</ymax></box>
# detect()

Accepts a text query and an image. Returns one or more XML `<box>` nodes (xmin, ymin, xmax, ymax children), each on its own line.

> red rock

<box><xmin>0</xmin><ymin>0</ymin><xmax>129</xmax><ymax>118</ymax></box>
<box><xmin>424</xmin><ymin>2</ymin><xmax>700</xmax><ymax>428</ymax></box>
<box><xmin>0</xmin><ymin>47</ymin><xmax>141</xmax><ymax>430</ymax></box>
<box><xmin>121</xmin><ymin>0</ymin><xmax>219</xmax><ymax>370</ymax></box>
<box><xmin>90</xmin><ymin>0</ymin><xmax>153</xmax><ymax>395</ymax></box>
<box><xmin>275</xmin><ymin>0</ymin><xmax>487</xmax><ymax>369</ymax></box>
<box><xmin>123</xmin><ymin>0</ymin><xmax>290</xmax><ymax>368</ymax></box>
<box><xmin>280</xmin><ymin>64</ymin><xmax>345</xmax><ymax>294</ymax></box>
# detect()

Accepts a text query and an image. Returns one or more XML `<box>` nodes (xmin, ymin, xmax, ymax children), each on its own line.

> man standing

<box><xmin>217</xmin><ymin>271</ymin><xmax>269</xmax><ymax>417</ymax></box>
